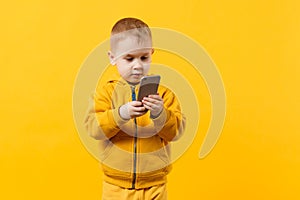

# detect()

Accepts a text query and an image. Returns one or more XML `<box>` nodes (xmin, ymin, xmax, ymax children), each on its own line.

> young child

<box><xmin>84</xmin><ymin>17</ymin><xmax>185</xmax><ymax>200</ymax></box>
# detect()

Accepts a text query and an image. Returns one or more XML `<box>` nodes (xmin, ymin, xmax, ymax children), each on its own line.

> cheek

<box><xmin>143</xmin><ymin>64</ymin><xmax>150</xmax><ymax>73</ymax></box>
<box><xmin>117</xmin><ymin>65</ymin><xmax>125</xmax><ymax>75</ymax></box>
<box><xmin>116</xmin><ymin>62</ymin><xmax>130</xmax><ymax>77</ymax></box>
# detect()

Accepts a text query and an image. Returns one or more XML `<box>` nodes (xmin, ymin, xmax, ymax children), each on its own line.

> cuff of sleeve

<box><xmin>152</xmin><ymin>108</ymin><xmax>167</xmax><ymax>130</ymax></box>
<box><xmin>112</xmin><ymin>107</ymin><xmax>129</xmax><ymax>127</ymax></box>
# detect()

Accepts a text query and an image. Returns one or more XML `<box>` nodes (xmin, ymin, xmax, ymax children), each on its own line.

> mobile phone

<box><xmin>137</xmin><ymin>75</ymin><xmax>161</xmax><ymax>101</ymax></box>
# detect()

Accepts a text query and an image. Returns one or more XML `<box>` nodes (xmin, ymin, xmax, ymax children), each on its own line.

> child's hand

<box><xmin>142</xmin><ymin>94</ymin><xmax>164</xmax><ymax>118</ymax></box>
<box><xmin>119</xmin><ymin>101</ymin><xmax>147</xmax><ymax>120</ymax></box>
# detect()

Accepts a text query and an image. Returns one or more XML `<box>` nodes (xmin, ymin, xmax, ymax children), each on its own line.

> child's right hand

<box><xmin>119</xmin><ymin>101</ymin><xmax>147</xmax><ymax>120</ymax></box>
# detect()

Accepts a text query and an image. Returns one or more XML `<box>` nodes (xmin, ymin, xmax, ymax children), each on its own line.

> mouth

<box><xmin>131</xmin><ymin>73</ymin><xmax>143</xmax><ymax>77</ymax></box>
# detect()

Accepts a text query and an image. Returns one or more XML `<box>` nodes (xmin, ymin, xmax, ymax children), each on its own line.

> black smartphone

<box><xmin>137</xmin><ymin>75</ymin><xmax>161</xmax><ymax>101</ymax></box>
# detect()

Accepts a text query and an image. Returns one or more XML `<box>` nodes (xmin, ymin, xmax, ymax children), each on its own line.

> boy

<box><xmin>84</xmin><ymin>17</ymin><xmax>185</xmax><ymax>200</ymax></box>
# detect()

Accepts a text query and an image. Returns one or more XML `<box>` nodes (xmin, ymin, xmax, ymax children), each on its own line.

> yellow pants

<box><xmin>102</xmin><ymin>181</ymin><xmax>167</xmax><ymax>200</ymax></box>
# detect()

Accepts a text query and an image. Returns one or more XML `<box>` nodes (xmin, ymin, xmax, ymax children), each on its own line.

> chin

<box><xmin>128</xmin><ymin>78</ymin><xmax>140</xmax><ymax>84</ymax></box>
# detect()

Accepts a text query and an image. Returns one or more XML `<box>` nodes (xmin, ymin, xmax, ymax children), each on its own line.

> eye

<box><xmin>125</xmin><ymin>57</ymin><xmax>134</xmax><ymax>62</ymax></box>
<box><xmin>141</xmin><ymin>56</ymin><xmax>149</xmax><ymax>61</ymax></box>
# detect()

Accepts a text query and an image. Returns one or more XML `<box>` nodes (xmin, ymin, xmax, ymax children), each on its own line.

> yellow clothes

<box><xmin>85</xmin><ymin>71</ymin><xmax>185</xmax><ymax>189</ymax></box>
<box><xmin>102</xmin><ymin>181</ymin><xmax>167</xmax><ymax>200</ymax></box>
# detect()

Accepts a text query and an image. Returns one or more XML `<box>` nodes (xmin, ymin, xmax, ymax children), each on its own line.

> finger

<box><xmin>132</xmin><ymin>110</ymin><xmax>147</xmax><ymax>117</ymax></box>
<box><xmin>142</xmin><ymin>97</ymin><xmax>157</xmax><ymax>104</ymax></box>
<box><xmin>132</xmin><ymin>105</ymin><xmax>146</xmax><ymax>112</ymax></box>
<box><xmin>143</xmin><ymin>97</ymin><xmax>163</xmax><ymax>103</ymax></box>
<box><xmin>142</xmin><ymin>99</ymin><xmax>152</xmax><ymax>107</ymax></box>
<box><xmin>142</xmin><ymin>99</ymin><xmax>163</xmax><ymax>108</ymax></box>
<box><xmin>143</xmin><ymin>103</ymin><xmax>154</xmax><ymax>111</ymax></box>
<box><xmin>142</xmin><ymin>101</ymin><xmax>159</xmax><ymax>111</ymax></box>
<box><xmin>147</xmin><ymin>94</ymin><xmax>163</xmax><ymax>100</ymax></box>
<box><xmin>130</xmin><ymin>101</ymin><xmax>143</xmax><ymax>107</ymax></box>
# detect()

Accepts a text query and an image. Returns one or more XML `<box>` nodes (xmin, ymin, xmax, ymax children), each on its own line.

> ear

<box><xmin>151</xmin><ymin>48</ymin><xmax>155</xmax><ymax>55</ymax></box>
<box><xmin>108</xmin><ymin>51</ymin><xmax>116</xmax><ymax>65</ymax></box>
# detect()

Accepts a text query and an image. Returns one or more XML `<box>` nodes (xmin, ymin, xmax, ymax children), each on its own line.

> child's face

<box><xmin>109</xmin><ymin>36</ymin><xmax>153</xmax><ymax>84</ymax></box>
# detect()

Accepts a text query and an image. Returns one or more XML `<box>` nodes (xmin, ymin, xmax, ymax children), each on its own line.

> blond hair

<box><xmin>110</xmin><ymin>18</ymin><xmax>152</xmax><ymax>53</ymax></box>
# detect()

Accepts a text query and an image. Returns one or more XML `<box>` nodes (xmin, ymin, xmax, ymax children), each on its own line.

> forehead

<box><xmin>111</xmin><ymin>35</ymin><xmax>152</xmax><ymax>58</ymax></box>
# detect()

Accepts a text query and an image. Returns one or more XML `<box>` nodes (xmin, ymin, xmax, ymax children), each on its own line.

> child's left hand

<box><xmin>142</xmin><ymin>94</ymin><xmax>164</xmax><ymax>118</ymax></box>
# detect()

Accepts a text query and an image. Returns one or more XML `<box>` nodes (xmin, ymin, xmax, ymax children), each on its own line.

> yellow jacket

<box><xmin>84</xmin><ymin>72</ymin><xmax>185</xmax><ymax>189</ymax></box>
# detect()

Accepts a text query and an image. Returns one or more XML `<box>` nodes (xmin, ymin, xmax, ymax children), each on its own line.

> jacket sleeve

<box><xmin>152</xmin><ymin>89</ymin><xmax>186</xmax><ymax>142</ymax></box>
<box><xmin>84</xmin><ymin>85</ymin><xmax>129</xmax><ymax>140</ymax></box>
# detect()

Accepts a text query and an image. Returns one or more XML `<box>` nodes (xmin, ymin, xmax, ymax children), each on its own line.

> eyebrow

<box><xmin>125</xmin><ymin>53</ymin><xmax>150</xmax><ymax>57</ymax></box>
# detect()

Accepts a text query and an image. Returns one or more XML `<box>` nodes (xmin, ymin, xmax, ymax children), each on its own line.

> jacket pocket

<box><xmin>101</xmin><ymin>143</ymin><xmax>134</xmax><ymax>173</ymax></box>
<box><xmin>99</xmin><ymin>140</ymin><xmax>114</xmax><ymax>161</ymax></box>
<box><xmin>137</xmin><ymin>145</ymin><xmax>171</xmax><ymax>174</ymax></box>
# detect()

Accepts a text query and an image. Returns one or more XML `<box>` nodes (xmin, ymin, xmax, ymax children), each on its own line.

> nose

<box><xmin>132</xmin><ymin>58</ymin><xmax>143</xmax><ymax>70</ymax></box>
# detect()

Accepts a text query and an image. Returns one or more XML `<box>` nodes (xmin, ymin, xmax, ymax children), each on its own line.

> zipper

<box><xmin>131</xmin><ymin>86</ymin><xmax>138</xmax><ymax>189</ymax></box>
<box><xmin>132</xmin><ymin>118</ymin><xmax>138</xmax><ymax>189</ymax></box>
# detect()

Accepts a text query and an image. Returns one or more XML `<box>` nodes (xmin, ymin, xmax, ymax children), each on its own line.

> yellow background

<box><xmin>1</xmin><ymin>0</ymin><xmax>299</xmax><ymax>199</ymax></box>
